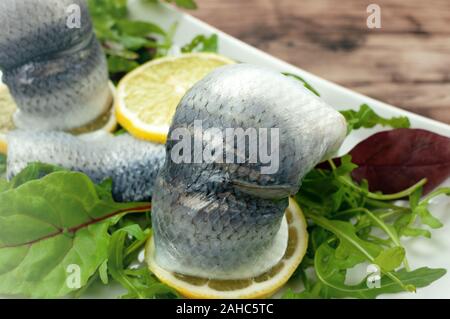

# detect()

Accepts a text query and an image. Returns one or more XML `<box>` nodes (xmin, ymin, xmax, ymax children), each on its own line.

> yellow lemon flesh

<box><xmin>115</xmin><ymin>53</ymin><xmax>235</xmax><ymax>144</ymax></box>
<box><xmin>145</xmin><ymin>197</ymin><xmax>308</xmax><ymax>299</ymax></box>
<box><xmin>0</xmin><ymin>83</ymin><xmax>16</xmax><ymax>154</ymax></box>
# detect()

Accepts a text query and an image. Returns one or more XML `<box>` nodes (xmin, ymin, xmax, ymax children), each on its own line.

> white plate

<box><xmin>126</xmin><ymin>0</ymin><xmax>450</xmax><ymax>299</ymax></box>
<box><xmin>1</xmin><ymin>1</ymin><xmax>448</xmax><ymax>299</ymax></box>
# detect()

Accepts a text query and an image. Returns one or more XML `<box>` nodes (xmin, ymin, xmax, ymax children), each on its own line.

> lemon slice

<box><xmin>0</xmin><ymin>82</ymin><xmax>117</xmax><ymax>154</ymax></box>
<box><xmin>0</xmin><ymin>83</ymin><xmax>16</xmax><ymax>154</ymax></box>
<box><xmin>145</xmin><ymin>197</ymin><xmax>308</xmax><ymax>299</ymax></box>
<box><xmin>115</xmin><ymin>53</ymin><xmax>235</xmax><ymax>144</ymax></box>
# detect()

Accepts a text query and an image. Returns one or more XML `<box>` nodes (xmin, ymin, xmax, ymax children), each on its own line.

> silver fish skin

<box><xmin>7</xmin><ymin>131</ymin><xmax>166</xmax><ymax>202</ymax></box>
<box><xmin>152</xmin><ymin>64</ymin><xmax>347</xmax><ymax>279</ymax></box>
<box><xmin>0</xmin><ymin>0</ymin><xmax>111</xmax><ymax>131</ymax></box>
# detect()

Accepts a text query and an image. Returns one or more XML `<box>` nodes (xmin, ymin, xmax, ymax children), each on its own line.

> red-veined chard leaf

<box><xmin>0</xmin><ymin>170</ymin><xmax>150</xmax><ymax>298</ymax></box>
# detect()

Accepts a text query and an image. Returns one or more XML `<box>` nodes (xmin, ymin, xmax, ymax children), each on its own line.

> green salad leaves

<box><xmin>282</xmin><ymin>154</ymin><xmax>447</xmax><ymax>299</ymax></box>
<box><xmin>0</xmin><ymin>164</ymin><xmax>151</xmax><ymax>298</ymax></box>
<box><xmin>106</xmin><ymin>226</ymin><xmax>178</xmax><ymax>298</ymax></box>
<box><xmin>87</xmin><ymin>0</ymin><xmax>210</xmax><ymax>79</ymax></box>
<box><xmin>88</xmin><ymin>0</ymin><xmax>173</xmax><ymax>77</ymax></box>
<box><xmin>0</xmin><ymin>119</ymin><xmax>447</xmax><ymax>298</ymax></box>
<box><xmin>341</xmin><ymin>104</ymin><xmax>411</xmax><ymax>134</ymax></box>
<box><xmin>284</xmin><ymin>74</ymin><xmax>411</xmax><ymax>134</ymax></box>
<box><xmin>181</xmin><ymin>34</ymin><xmax>219</xmax><ymax>53</ymax></box>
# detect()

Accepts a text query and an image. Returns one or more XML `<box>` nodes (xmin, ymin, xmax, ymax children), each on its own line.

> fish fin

<box><xmin>232</xmin><ymin>179</ymin><xmax>295</xmax><ymax>199</ymax></box>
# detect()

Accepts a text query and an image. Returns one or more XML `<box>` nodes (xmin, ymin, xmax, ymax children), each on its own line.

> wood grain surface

<box><xmin>190</xmin><ymin>0</ymin><xmax>450</xmax><ymax>124</ymax></box>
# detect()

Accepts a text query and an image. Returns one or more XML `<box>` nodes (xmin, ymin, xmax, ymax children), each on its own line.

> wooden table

<box><xmin>191</xmin><ymin>0</ymin><xmax>450</xmax><ymax>124</ymax></box>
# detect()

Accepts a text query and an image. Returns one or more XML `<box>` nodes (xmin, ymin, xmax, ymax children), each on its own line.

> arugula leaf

<box><xmin>308</xmin><ymin>216</ymin><xmax>381</xmax><ymax>261</ymax></box>
<box><xmin>393</xmin><ymin>187</ymin><xmax>447</xmax><ymax>239</ymax></box>
<box><xmin>334</xmin><ymin>154</ymin><xmax>357</xmax><ymax>176</ymax></box>
<box><xmin>181</xmin><ymin>34</ymin><xmax>219</xmax><ymax>53</ymax></box>
<box><xmin>283</xmin><ymin>73</ymin><xmax>320</xmax><ymax>97</ymax></box>
<box><xmin>107</xmin><ymin>56</ymin><xmax>140</xmax><ymax>74</ymax></box>
<box><xmin>373</xmin><ymin>247</ymin><xmax>405</xmax><ymax>272</ymax></box>
<box><xmin>116</xmin><ymin>20</ymin><xmax>166</xmax><ymax>37</ymax></box>
<box><xmin>417</xmin><ymin>190</ymin><xmax>449</xmax><ymax>229</ymax></box>
<box><xmin>119</xmin><ymin>224</ymin><xmax>147</xmax><ymax>241</ymax></box>
<box><xmin>87</xmin><ymin>0</ymin><xmax>206</xmax><ymax>78</ymax></box>
<box><xmin>0</xmin><ymin>167</ymin><xmax>150</xmax><ymax>298</ymax></box>
<box><xmin>89</xmin><ymin>0</ymin><xmax>129</xmax><ymax>18</ymax></box>
<box><xmin>341</xmin><ymin>104</ymin><xmax>410</xmax><ymax>134</ymax></box>
<box><xmin>284</xmin><ymin>78</ymin><xmax>411</xmax><ymax>139</ymax></box>
<box><xmin>114</xmin><ymin>128</ymin><xmax>128</xmax><ymax>136</ymax></box>
<box><xmin>307</xmin><ymin>216</ymin><xmax>412</xmax><ymax>292</ymax></box>
<box><xmin>144</xmin><ymin>0</ymin><xmax>197</xmax><ymax>9</ymax></box>
<box><xmin>283</xmin><ymin>287</ymin><xmax>321</xmax><ymax>299</ymax></box>
<box><xmin>294</xmin><ymin>151</ymin><xmax>448</xmax><ymax>298</ymax></box>
<box><xmin>173</xmin><ymin>0</ymin><xmax>197</xmax><ymax>9</ymax></box>
<box><xmin>88</xmin><ymin>0</ymin><xmax>175</xmax><ymax>78</ymax></box>
<box><xmin>313</xmin><ymin>243</ymin><xmax>445</xmax><ymax>298</ymax></box>
<box><xmin>108</xmin><ymin>227</ymin><xmax>177</xmax><ymax>299</ymax></box>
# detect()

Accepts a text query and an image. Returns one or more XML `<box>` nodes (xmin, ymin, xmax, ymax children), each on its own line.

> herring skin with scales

<box><xmin>151</xmin><ymin>64</ymin><xmax>347</xmax><ymax>280</ymax></box>
<box><xmin>6</xmin><ymin>131</ymin><xmax>166</xmax><ymax>202</ymax></box>
<box><xmin>0</xmin><ymin>0</ymin><xmax>111</xmax><ymax>131</ymax></box>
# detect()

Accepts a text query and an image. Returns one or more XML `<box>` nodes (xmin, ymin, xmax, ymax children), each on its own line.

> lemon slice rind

<box><xmin>145</xmin><ymin>197</ymin><xmax>308</xmax><ymax>299</ymax></box>
<box><xmin>0</xmin><ymin>83</ymin><xmax>16</xmax><ymax>154</ymax></box>
<box><xmin>115</xmin><ymin>53</ymin><xmax>235</xmax><ymax>144</ymax></box>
